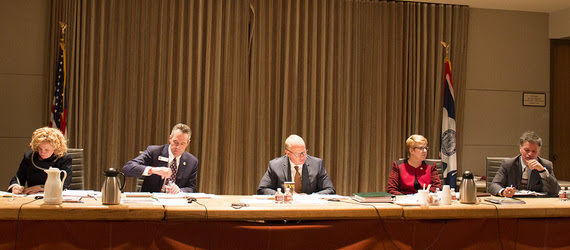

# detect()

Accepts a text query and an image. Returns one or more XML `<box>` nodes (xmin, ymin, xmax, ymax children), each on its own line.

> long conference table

<box><xmin>2</xmin><ymin>194</ymin><xmax>570</xmax><ymax>249</ymax></box>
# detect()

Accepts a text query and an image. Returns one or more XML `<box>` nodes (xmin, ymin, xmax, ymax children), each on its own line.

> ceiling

<box><xmin>400</xmin><ymin>0</ymin><xmax>570</xmax><ymax>13</ymax></box>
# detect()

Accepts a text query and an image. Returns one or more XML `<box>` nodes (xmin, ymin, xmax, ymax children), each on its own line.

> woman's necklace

<box><xmin>30</xmin><ymin>151</ymin><xmax>56</xmax><ymax>171</ymax></box>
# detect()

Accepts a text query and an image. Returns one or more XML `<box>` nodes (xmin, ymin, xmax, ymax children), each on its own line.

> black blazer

<box><xmin>9</xmin><ymin>151</ymin><xmax>72</xmax><ymax>191</ymax></box>
<box><xmin>123</xmin><ymin>145</ymin><xmax>199</xmax><ymax>193</ymax></box>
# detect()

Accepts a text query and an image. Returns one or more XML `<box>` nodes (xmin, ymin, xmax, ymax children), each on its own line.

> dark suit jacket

<box><xmin>487</xmin><ymin>155</ymin><xmax>560</xmax><ymax>196</ymax></box>
<box><xmin>123</xmin><ymin>145</ymin><xmax>199</xmax><ymax>193</ymax></box>
<box><xmin>257</xmin><ymin>155</ymin><xmax>335</xmax><ymax>195</ymax></box>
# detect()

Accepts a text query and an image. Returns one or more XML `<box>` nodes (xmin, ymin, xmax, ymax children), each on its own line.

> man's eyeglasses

<box><xmin>414</xmin><ymin>147</ymin><xmax>429</xmax><ymax>151</ymax></box>
<box><xmin>287</xmin><ymin>149</ymin><xmax>308</xmax><ymax>157</ymax></box>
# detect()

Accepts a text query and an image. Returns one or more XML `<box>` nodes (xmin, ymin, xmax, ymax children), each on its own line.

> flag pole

<box><xmin>440</xmin><ymin>41</ymin><xmax>457</xmax><ymax>188</ymax></box>
<box><xmin>441</xmin><ymin>41</ymin><xmax>450</xmax><ymax>60</ymax></box>
<box><xmin>59</xmin><ymin>21</ymin><xmax>67</xmax><ymax>39</ymax></box>
<box><xmin>50</xmin><ymin>21</ymin><xmax>68</xmax><ymax>136</ymax></box>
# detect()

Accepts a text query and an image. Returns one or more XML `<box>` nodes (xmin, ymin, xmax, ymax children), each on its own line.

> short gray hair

<box><xmin>284</xmin><ymin>134</ymin><xmax>305</xmax><ymax>150</ymax></box>
<box><xmin>171</xmin><ymin>123</ymin><xmax>192</xmax><ymax>140</ymax></box>
<box><xmin>519</xmin><ymin>131</ymin><xmax>542</xmax><ymax>147</ymax></box>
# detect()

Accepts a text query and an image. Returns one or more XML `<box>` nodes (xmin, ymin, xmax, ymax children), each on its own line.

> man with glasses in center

<box><xmin>257</xmin><ymin>134</ymin><xmax>335</xmax><ymax>195</ymax></box>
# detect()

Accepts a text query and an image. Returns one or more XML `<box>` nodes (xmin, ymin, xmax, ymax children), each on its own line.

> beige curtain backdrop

<box><xmin>47</xmin><ymin>0</ymin><xmax>468</xmax><ymax>195</ymax></box>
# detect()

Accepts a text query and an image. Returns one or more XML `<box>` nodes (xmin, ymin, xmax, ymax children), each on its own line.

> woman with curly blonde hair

<box><xmin>8</xmin><ymin>127</ymin><xmax>72</xmax><ymax>194</ymax></box>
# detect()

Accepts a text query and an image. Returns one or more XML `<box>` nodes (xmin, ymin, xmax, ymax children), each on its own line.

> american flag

<box><xmin>441</xmin><ymin>58</ymin><xmax>457</xmax><ymax>188</ymax></box>
<box><xmin>49</xmin><ymin>39</ymin><xmax>67</xmax><ymax>136</ymax></box>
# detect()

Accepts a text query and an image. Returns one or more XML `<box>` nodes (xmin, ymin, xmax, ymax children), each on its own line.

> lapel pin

<box><xmin>183</xmin><ymin>162</ymin><xmax>186</xmax><ymax>166</ymax></box>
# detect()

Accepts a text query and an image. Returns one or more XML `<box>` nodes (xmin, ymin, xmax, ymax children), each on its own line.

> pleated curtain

<box><xmin>46</xmin><ymin>0</ymin><xmax>469</xmax><ymax>195</ymax></box>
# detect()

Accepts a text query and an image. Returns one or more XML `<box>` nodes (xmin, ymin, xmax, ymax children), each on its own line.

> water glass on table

<box><xmin>417</xmin><ymin>190</ymin><xmax>429</xmax><ymax>206</ymax></box>
<box><xmin>164</xmin><ymin>180</ymin><xmax>174</xmax><ymax>193</ymax></box>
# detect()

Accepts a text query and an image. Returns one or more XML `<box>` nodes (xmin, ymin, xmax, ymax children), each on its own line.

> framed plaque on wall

<box><xmin>522</xmin><ymin>92</ymin><xmax>546</xmax><ymax>107</ymax></box>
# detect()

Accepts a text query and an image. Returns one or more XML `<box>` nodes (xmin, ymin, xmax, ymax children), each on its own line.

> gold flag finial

<box><xmin>441</xmin><ymin>41</ymin><xmax>450</xmax><ymax>59</ymax></box>
<box><xmin>59</xmin><ymin>22</ymin><xmax>67</xmax><ymax>37</ymax></box>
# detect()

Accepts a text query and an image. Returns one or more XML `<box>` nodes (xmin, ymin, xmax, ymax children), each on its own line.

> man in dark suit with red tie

<box><xmin>257</xmin><ymin>134</ymin><xmax>335</xmax><ymax>195</ymax></box>
<box><xmin>123</xmin><ymin>123</ymin><xmax>199</xmax><ymax>194</ymax></box>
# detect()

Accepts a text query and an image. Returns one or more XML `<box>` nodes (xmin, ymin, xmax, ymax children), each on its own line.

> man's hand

<box><xmin>11</xmin><ymin>185</ymin><xmax>24</xmax><ymax>194</ymax></box>
<box><xmin>23</xmin><ymin>185</ymin><xmax>44</xmax><ymax>195</ymax></box>
<box><xmin>166</xmin><ymin>183</ymin><xmax>180</xmax><ymax>194</ymax></box>
<box><xmin>503</xmin><ymin>187</ymin><xmax>516</xmax><ymax>198</ymax></box>
<box><xmin>527</xmin><ymin>159</ymin><xmax>545</xmax><ymax>171</ymax></box>
<box><xmin>150</xmin><ymin>167</ymin><xmax>173</xmax><ymax>179</ymax></box>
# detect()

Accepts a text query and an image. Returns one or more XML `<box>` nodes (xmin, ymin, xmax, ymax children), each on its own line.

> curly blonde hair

<box><xmin>29</xmin><ymin>127</ymin><xmax>68</xmax><ymax>158</ymax></box>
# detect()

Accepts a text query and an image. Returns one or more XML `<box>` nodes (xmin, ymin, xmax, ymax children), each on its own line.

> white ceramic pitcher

<box><xmin>43</xmin><ymin>167</ymin><xmax>67</xmax><ymax>205</ymax></box>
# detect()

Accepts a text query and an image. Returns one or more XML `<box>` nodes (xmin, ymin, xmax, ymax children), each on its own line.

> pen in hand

<box><xmin>12</xmin><ymin>177</ymin><xmax>23</xmax><ymax>195</ymax></box>
<box><xmin>503</xmin><ymin>185</ymin><xmax>515</xmax><ymax>197</ymax></box>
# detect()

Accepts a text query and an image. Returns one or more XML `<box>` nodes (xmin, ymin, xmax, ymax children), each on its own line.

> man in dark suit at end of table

<box><xmin>488</xmin><ymin>131</ymin><xmax>560</xmax><ymax>197</ymax></box>
<box><xmin>257</xmin><ymin>134</ymin><xmax>335</xmax><ymax>195</ymax></box>
<box><xmin>123</xmin><ymin>123</ymin><xmax>199</xmax><ymax>194</ymax></box>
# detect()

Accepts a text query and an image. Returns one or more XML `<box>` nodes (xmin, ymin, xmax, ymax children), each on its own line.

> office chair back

<box><xmin>486</xmin><ymin>157</ymin><xmax>509</xmax><ymax>189</ymax></box>
<box><xmin>426</xmin><ymin>159</ymin><xmax>444</xmax><ymax>185</ymax></box>
<box><xmin>135</xmin><ymin>150</ymin><xmax>145</xmax><ymax>191</ymax></box>
<box><xmin>67</xmin><ymin>148</ymin><xmax>85</xmax><ymax>190</ymax></box>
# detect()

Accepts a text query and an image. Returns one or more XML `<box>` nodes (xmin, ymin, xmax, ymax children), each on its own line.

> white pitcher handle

<box><xmin>60</xmin><ymin>170</ymin><xmax>67</xmax><ymax>189</ymax></box>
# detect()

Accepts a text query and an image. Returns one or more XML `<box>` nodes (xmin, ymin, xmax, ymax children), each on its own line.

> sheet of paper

<box><xmin>152</xmin><ymin>192</ymin><xmax>218</xmax><ymax>199</ymax></box>
<box><xmin>0</xmin><ymin>191</ymin><xmax>16</xmax><ymax>197</ymax></box>
<box><xmin>124</xmin><ymin>192</ymin><xmax>153</xmax><ymax>197</ymax></box>
<box><xmin>314</xmin><ymin>194</ymin><xmax>349</xmax><ymax>200</ymax></box>
<box><xmin>514</xmin><ymin>190</ymin><xmax>546</xmax><ymax>196</ymax></box>
<box><xmin>63</xmin><ymin>190</ymin><xmax>97</xmax><ymax>197</ymax></box>
<box><xmin>62</xmin><ymin>196</ymin><xmax>84</xmax><ymax>203</ymax></box>
<box><xmin>296</xmin><ymin>194</ymin><xmax>336</xmax><ymax>201</ymax></box>
<box><xmin>292</xmin><ymin>198</ymin><xmax>328</xmax><ymax>204</ymax></box>
<box><xmin>251</xmin><ymin>195</ymin><xmax>274</xmax><ymax>200</ymax></box>
<box><xmin>158</xmin><ymin>198</ymin><xmax>191</xmax><ymax>206</ymax></box>
<box><xmin>121</xmin><ymin>197</ymin><xmax>161</xmax><ymax>205</ymax></box>
<box><xmin>185</xmin><ymin>193</ymin><xmax>219</xmax><ymax>199</ymax></box>
<box><xmin>240</xmin><ymin>199</ymin><xmax>274</xmax><ymax>204</ymax></box>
